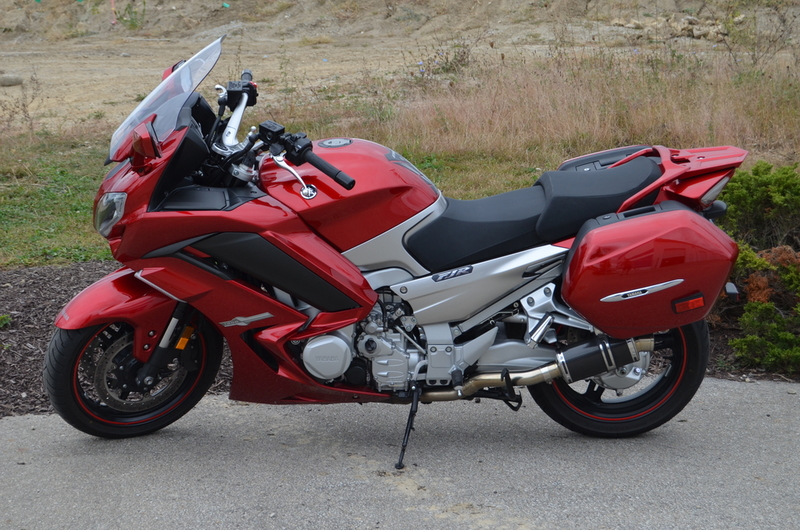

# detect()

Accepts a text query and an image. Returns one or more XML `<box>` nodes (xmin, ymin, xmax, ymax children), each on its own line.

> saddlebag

<box><xmin>561</xmin><ymin>201</ymin><xmax>738</xmax><ymax>338</ymax></box>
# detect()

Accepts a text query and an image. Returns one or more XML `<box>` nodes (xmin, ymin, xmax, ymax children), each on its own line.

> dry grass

<box><xmin>264</xmin><ymin>43</ymin><xmax>799</xmax><ymax>197</ymax></box>
<box><xmin>374</xmin><ymin>47</ymin><xmax>799</xmax><ymax>168</ymax></box>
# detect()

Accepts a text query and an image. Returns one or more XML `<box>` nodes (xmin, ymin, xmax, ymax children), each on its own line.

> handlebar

<box><xmin>303</xmin><ymin>151</ymin><xmax>356</xmax><ymax>191</ymax></box>
<box><xmin>258</xmin><ymin>120</ymin><xmax>356</xmax><ymax>191</ymax></box>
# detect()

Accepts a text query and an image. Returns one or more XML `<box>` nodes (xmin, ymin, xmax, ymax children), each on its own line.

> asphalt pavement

<box><xmin>1</xmin><ymin>377</ymin><xmax>799</xmax><ymax>529</ymax></box>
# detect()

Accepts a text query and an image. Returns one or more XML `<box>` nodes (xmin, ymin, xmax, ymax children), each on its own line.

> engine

<box><xmin>301</xmin><ymin>291</ymin><xmax>424</xmax><ymax>391</ymax></box>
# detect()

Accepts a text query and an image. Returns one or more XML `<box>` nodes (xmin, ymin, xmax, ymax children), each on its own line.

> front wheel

<box><xmin>44</xmin><ymin>317</ymin><xmax>222</xmax><ymax>438</ymax></box>
<box><xmin>529</xmin><ymin>320</ymin><xmax>709</xmax><ymax>437</ymax></box>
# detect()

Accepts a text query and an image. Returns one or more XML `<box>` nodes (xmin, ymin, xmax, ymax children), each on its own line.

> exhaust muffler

<box><xmin>420</xmin><ymin>335</ymin><xmax>654</xmax><ymax>402</ymax></box>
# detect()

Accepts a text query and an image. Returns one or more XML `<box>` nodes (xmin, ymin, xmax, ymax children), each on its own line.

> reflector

<box><xmin>673</xmin><ymin>293</ymin><xmax>705</xmax><ymax>314</ymax></box>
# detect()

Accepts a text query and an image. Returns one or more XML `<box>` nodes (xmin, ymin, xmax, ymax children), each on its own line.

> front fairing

<box><xmin>107</xmin><ymin>37</ymin><xmax>223</xmax><ymax>163</ymax></box>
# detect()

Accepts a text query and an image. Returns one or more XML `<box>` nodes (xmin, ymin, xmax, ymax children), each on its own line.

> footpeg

<box><xmin>526</xmin><ymin>312</ymin><xmax>554</xmax><ymax>349</ymax></box>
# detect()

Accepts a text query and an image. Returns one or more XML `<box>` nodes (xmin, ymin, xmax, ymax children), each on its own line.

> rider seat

<box><xmin>535</xmin><ymin>154</ymin><xmax>662</xmax><ymax>242</ymax></box>
<box><xmin>405</xmin><ymin>186</ymin><xmax>548</xmax><ymax>273</ymax></box>
<box><xmin>405</xmin><ymin>154</ymin><xmax>663</xmax><ymax>273</ymax></box>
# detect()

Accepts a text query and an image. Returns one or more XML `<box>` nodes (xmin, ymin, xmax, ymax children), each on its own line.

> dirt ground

<box><xmin>0</xmin><ymin>0</ymin><xmax>725</xmax><ymax>131</ymax></box>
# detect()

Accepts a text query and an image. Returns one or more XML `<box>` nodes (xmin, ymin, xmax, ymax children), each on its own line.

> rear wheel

<box><xmin>529</xmin><ymin>320</ymin><xmax>709</xmax><ymax>437</ymax></box>
<box><xmin>44</xmin><ymin>317</ymin><xmax>222</xmax><ymax>438</ymax></box>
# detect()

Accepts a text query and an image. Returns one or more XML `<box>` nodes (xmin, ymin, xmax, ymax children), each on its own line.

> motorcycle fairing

<box><xmin>56</xmin><ymin>255</ymin><xmax>389</xmax><ymax>404</ymax></box>
<box><xmin>343</xmin><ymin>195</ymin><xmax>447</xmax><ymax>277</ymax></box>
<box><xmin>54</xmin><ymin>268</ymin><xmax>178</xmax><ymax>363</ymax></box>
<box><xmin>260</xmin><ymin>139</ymin><xmax>440</xmax><ymax>252</ymax></box>
<box><xmin>190</xmin><ymin>232</ymin><xmax>360</xmax><ymax>313</ymax></box>
<box><xmin>391</xmin><ymin>245</ymin><xmax>567</xmax><ymax>327</ymax></box>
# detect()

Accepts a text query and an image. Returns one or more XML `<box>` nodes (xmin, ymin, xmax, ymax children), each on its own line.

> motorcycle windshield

<box><xmin>108</xmin><ymin>37</ymin><xmax>224</xmax><ymax>162</ymax></box>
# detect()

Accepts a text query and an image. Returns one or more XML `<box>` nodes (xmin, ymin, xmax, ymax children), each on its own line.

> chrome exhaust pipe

<box><xmin>420</xmin><ymin>336</ymin><xmax>654</xmax><ymax>402</ymax></box>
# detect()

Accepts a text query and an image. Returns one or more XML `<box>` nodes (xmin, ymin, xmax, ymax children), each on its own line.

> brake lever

<box><xmin>272</xmin><ymin>154</ymin><xmax>317</xmax><ymax>200</ymax></box>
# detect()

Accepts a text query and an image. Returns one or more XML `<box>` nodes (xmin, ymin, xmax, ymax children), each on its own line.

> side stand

<box><xmin>395</xmin><ymin>385</ymin><xmax>422</xmax><ymax>470</ymax></box>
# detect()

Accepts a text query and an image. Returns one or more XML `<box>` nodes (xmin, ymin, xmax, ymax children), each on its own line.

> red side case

<box><xmin>562</xmin><ymin>202</ymin><xmax>738</xmax><ymax>338</ymax></box>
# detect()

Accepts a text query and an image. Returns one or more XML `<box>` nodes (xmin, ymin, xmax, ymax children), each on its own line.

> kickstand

<box><xmin>395</xmin><ymin>385</ymin><xmax>422</xmax><ymax>470</ymax></box>
<box><xmin>501</xmin><ymin>368</ymin><xmax>523</xmax><ymax>412</ymax></box>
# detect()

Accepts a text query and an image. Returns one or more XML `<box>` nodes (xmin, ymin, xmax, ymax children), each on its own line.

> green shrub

<box><xmin>731</xmin><ymin>302</ymin><xmax>800</xmax><ymax>374</ymax></box>
<box><xmin>718</xmin><ymin>162</ymin><xmax>800</xmax><ymax>250</ymax></box>
<box><xmin>726</xmin><ymin>245</ymin><xmax>800</xmax><ymax>373</ymax></box>
<box><xmin>720</xmin><ymin>163</ymin><xmax>800</xmax><ymax>374</ymax></box>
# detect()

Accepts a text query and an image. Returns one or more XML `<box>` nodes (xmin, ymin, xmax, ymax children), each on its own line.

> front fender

<box><xmin>56</xmin><ymin>267</ymin><xmax>178</xmax><ymax>362</ymax></box>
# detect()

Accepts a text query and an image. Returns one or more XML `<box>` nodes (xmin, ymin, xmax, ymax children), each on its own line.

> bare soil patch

<box><xmin>0</xmin><ymin>0</ymin><xmax>728</xmax><ymax>133</ymax></box>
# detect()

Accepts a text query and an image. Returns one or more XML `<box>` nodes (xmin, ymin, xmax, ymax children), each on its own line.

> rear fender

<box><xmin>55</xmin><ymin>268</ymin><xmax>177</xmax><ymax>362</ymax></box>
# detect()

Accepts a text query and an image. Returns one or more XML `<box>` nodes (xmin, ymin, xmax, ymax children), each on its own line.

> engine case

<box><xmin>302</xmin><ymin>332</ymin><xmax>353</xmax><ymax>380</ymax></box>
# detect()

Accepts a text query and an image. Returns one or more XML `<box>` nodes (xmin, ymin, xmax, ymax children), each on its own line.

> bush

<box><xmin>718</xmin><ymin>162</ymin><xmax>800</xmax><ymax>250</ymax></box>
<box><xmin>731</xmin><ymin>302</ymin><xmax>800</xmax><ymax>374</ymax></box>
<box><xmin>719</xmin><ymin>164</ymin><xmax>800</xmax><ymax>374</ymax></box>
<box><xmin>726</xmin><ymin>245</ymin><xmax>800</xmax><ymax>373</ymax></box>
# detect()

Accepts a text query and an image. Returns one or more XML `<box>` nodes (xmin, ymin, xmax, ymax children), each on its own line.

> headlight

<box><xmin>94</xmin><ymin>192</ymin><xmax>127</xmax><ymax>238</ymax></box>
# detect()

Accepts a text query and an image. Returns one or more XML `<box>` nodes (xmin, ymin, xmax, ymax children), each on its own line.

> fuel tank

<box><xmin>260</xmin><ymin>139</ymin><xmax>440</xmax><ymax>252</ymax></box>
<box><xmin>562</xmin><ymin>201</ymin><xmax>738</xmax><ymax>339</ymax></box>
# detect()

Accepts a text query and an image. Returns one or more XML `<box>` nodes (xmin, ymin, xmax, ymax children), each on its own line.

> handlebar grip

<box><xmin>304</xmin><ymin>151</ymin><xmax>356</xmax><ymax>190</ymax></box>
<box><xmin>241</xmin><ymin>69</ymin><xmax>253</xmax><ymax>82</ymax></box>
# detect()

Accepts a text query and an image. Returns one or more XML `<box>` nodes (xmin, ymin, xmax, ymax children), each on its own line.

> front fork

<box><xmin>134</xmin><ymin>302</ymin><xmax>198</xmax><ymax>392</ymax></box>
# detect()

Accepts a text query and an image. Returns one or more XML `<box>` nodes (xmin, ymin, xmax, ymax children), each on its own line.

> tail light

<box><xmin>700</xmin><ymin>176</ymin><xmax>730</xmax><ymax>207</ymax></box>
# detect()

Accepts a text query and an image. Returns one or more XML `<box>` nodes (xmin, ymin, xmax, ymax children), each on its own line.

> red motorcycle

<box><xmin>44</xmin><ymin>38</ymin><xmax>745</xmax><ymax>468</ymax></box>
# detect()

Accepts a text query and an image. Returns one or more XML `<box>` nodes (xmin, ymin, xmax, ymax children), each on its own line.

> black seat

<box><xmin>534</xmin><ymin>155</ymin><xmax>662</xmax><ymax>241</ymax></box>
<box><xmin>404</xmin><ymin>155</ymin><xmax>662</xmax><ymax>273</ymax></box>
<box><xmin>405</xmin><ymin>186</ymin><xmax>547</xmax><ymax>273</ymax></box>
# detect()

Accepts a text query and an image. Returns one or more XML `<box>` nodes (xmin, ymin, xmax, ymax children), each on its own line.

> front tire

<box><xmin>529</xmin><ymin>320</ymin><xmax>709</xmax><ymax>437</ymax></box>
<box><xmin>44</xmin><ymin>318</ymin><xmax>222</xmax><ymax>438</ymax></box>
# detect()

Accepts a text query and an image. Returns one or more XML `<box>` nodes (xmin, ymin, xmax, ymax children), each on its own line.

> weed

<box><xmin>257</xmin><ymin>1</ymin><xmax>294</xmax><ymax>18</ymax></box>
<box><xmin>333</xmin><ymin>0</ymin><xmax>360</xmax><ymax>20</ymax></box>
<box><xmin>402</xmin><ymin>32</ymin><xmax>487</xmax><ymax>82</ymax></box>
<box><xmin>706</xmin><ymin>0</ymin><xmax>800</xmax><ymax>70</ymax></box>
<box><xmin>114</xmin><ymin>0</ymin><xmax>146</xmax><ymax>31</ymax></box>
<box><xmin>0</xmin><ymin>70</ymin><xmax>44</xmax><ymax>138</ymax></box>
<box><xmin>0</xmin><ymin>315</ymin><xmax>10</xmax><ymax>329</ymax></box>
<box><xmin>300</xmin><ymin>35</ymin><xmax>334</xmax><ymax>46</ymax></box>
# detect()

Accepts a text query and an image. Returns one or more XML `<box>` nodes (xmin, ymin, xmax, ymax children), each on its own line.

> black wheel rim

<box><xmin>551</xmin><ymin>327</ymin><xmax>688</xmax><ymax>422</ymax></box>
<box><xmin>72</xmin><ymin>322</ymin><xmax>206</xmax><ymax>426</ymax></box>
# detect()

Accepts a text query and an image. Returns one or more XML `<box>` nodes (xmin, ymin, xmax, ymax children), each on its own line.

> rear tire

<box><xmin>44</xmin><ymin>317</ymin><xmax>222</xmax><ymax>438</ymax></box>
<box><xmin>529</xmin><ymin>320</ymin><xmax>709</xmax><ymax>437</ymax></box>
